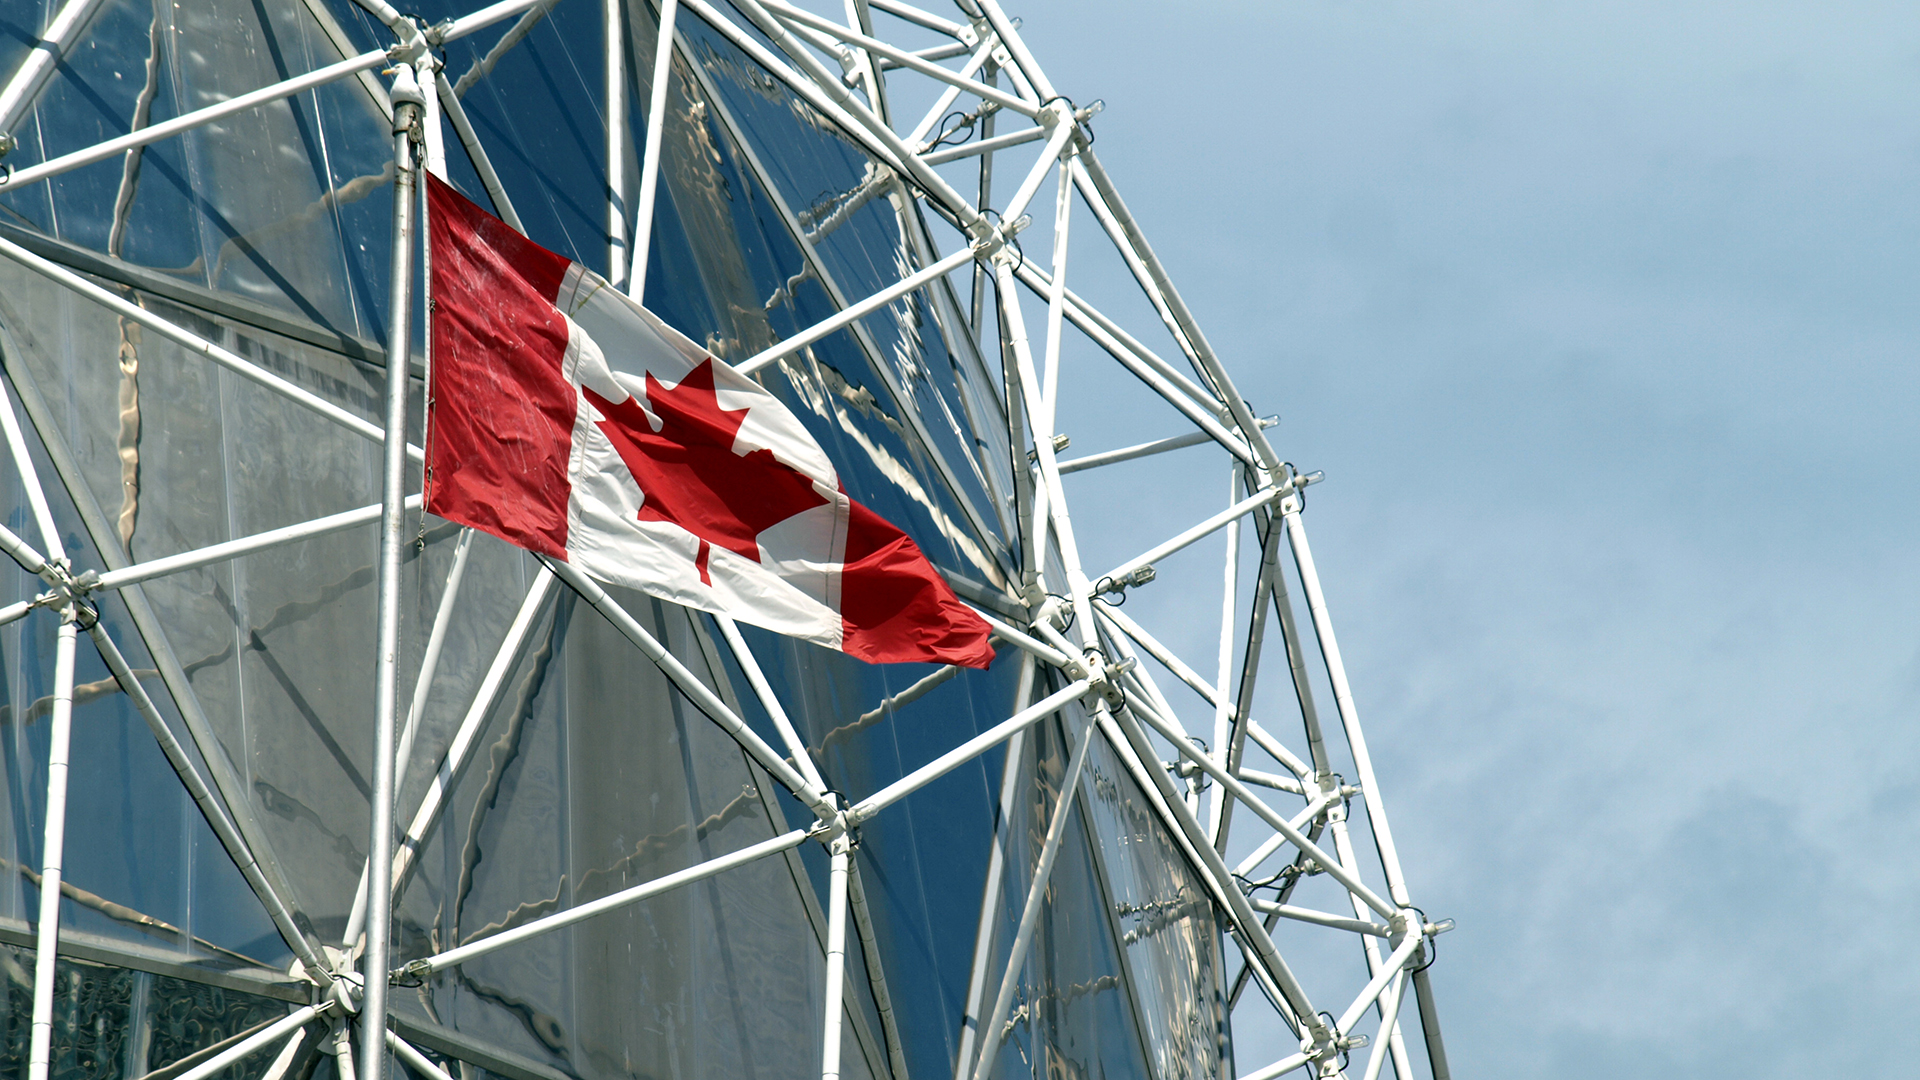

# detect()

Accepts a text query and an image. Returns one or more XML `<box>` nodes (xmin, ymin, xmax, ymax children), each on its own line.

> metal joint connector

<box><xmin>386</xmin><ymin>17</ymin><xmax>431</xmax><ymax>67</ymax></box>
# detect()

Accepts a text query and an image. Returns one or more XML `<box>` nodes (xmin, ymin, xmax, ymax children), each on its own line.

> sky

<box><xmin>1003</xmin><ymin>1</ymin><xmax>1920</xmax><ymax>1076</ymax></box>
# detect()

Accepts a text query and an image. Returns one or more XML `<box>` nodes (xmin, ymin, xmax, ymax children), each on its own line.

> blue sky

<box><xmin>1015</xmin><ymin>1</ymin><xmax>1920</xmax><ymax>1074</ymax></box>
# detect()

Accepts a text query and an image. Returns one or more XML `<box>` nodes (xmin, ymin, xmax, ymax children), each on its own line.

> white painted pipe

<box><xmin>0</xmin><ymin>49</ymin><xmax>389</xmax><ymax>193</ymax></box>
<box><xmin>849</xmin><ymin>678</ymin><xmax>1089</xmax><ymax>824</ymax></box>
<box><xmin>0</xmin><ymin>0</ymin><xmax>114</xmax><ymax>135</ymax></box>
<box><xmin>25</xmin><ymin>617</ymin><xmax>77</xmax><ymax>1080</ymax></box>
<box><xmin>407</xmin><ymin>828</ymin><xmax>807</xmax><ymax>974</ymax></box>
<box><xmin>94</xmin><ymin>495</ymin><xmax>421</xmax><ymax>592</ymax></box>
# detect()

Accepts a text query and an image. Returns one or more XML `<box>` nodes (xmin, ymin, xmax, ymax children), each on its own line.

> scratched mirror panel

<box><xmin>0</xmin><ymin>267</ymin><xmax>537</xmax><ymax>951</ymax></box>
<box><xmin>714</xmin><ymin>611</ymin><xmax>1029</xmax><ymax>1080</ymax></box>
<box><xmin>973</xmin><ymin>702</ymin><xmax>1156</xmax><ymax>1080</ymax></box>
<box><xmin>0</xmin><ymin>362</ymin><xmax>291</xmax><ymax>972</ymax></box>
<box><xmin>1079</xmin><ymin>733</ymin><xmax>1234</xmax><ymax>1080</ymax></box>
<box><xmin>0</xmin><ymin>0</ymin><xmax>392</xmax><ymax>345</ymax></box>
<box><xmin>391</xmin><ymin>583</ymin><xmax>875</xmax><ymax>1080</ymax></box>
<box><xmin>665</xmin><ymin>4</ymin><xmax>1017</xmax><ymax>565</ymax></box>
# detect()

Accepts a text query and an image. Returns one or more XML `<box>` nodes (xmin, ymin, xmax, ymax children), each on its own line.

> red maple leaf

<box><xmin>584</xmin><ymin>360</ymin><xmax>828</xmax><ymax>585</ymax></box>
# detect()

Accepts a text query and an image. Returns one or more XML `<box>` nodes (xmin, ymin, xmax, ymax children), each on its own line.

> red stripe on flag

<box><xmin>425</xmin><ymin>175</ymin><xmax>576</xmax><ymax>559</ymax></box>
<box><xmin>839</xmin><ymin>500</ymin><xmax>997</xmax><ymax>669</ymax></box>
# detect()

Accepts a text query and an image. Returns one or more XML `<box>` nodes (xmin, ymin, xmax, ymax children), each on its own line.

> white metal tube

<box><xmin>0</xmin><ymin>379</ymin><xmax>62</xmax><ymax>562</ymax></box>
<box><xmin>1331</xmin><ymin>813</ymin><xmax>1415</xmax><ymax>1080</ymax></box>
<box><xmin>407</xmin><ymin>827</ymin><xmax>807</xmax><ymax>975</ymax></box>
<box><xmin>1247</xmin><ymin>899</ymin><xmax>1391</xmax><ymax>938</ymax></box>
<box><xmin>821</xmin><ymin>837</ymin><xmax>852</xmax><ymax>1080</ymax></box>
<box><xmin>1099</xmin><ymin>705</ymin><xmax>1326</xmax><ymax>1037</ymax></box>
<box><xmin>848</xmin><ymin>678</ymin><xmax>1089</xmax><ymax>825</ymax></box>
<box><xmin>921</xmin><ymin>124</ymin><xmax>1046</xmax><ymax>166</ymax></box>
<box><xmin>1239</xmin><ymin>767</ymin><xmax>1306</xmax><ymax>795</ymax></box>
<box><xmin>1056</xmin><ymin>429</ymin><xmax>1218</xmax><ymax>475</ymax></box>
<box><xmin>1099</xmin><ymin>485</ymin><xmax>1282</xmax><ymax>587</ymax></box>
<box><xmin>433</xmin><ymin>0</ymin><xmax>556</xmax><ymax>45</ymax></box>
<box><xmin>25</xmin><ymin>615</ymin><xmax>77</xmax><ymax>1080</ymax></box>
<box><xmin>1128</xmin><ymin>695</ymin><xmax>1397</xmax><ymax>919</ymax></box>
<box><xmin>0</xmin><ymin>0</ymin><xmax>110</xmax><ymax>134</ymax></box>
<box><xmin>1237</xmin><ymin>1050</ymin><xmax>1311</xmax><ymax>1080</ymax></box>
<box><xmin>845</xmin><ymin>861</ymin><xmax>909</xmax><ymax>1080</ymax></box>
<box><xmin>386</xmin><ymin>1031</ymin><xmax>452</xmax><ymax>1080</ymax></box>
<box><xmin>1336</xmin><ymin>930</ymin><xmax>1425</xmax><ymax>1035</ymax></box>
<box><xmin>865</xmin><ymin>0</ymin><xmax>962</xmax><ymax>37</ymax></box>
<box><xmin>541</xmin><ymin>558</ymin><xmax>835</xmax><ymax>818</ymax></box>
<box><xmin>93</xmin><ymin>495</ymin><xmax>420</xmax><ymax>592</ymax></box>
<box><xmin>393</xmin><ymin>527</ymin><xmax>475</xmax><ymax>802</ymax></box>
<box><xmin>0</xmin><ymin>235</ymin><xmax>416</xmax><ymax>457</ymax></box>
<box><xmin>1040</xmin><ymin>153</ymin><xmax>1073</xmax><ymax>434</ymax></box>
<box><xmin>998</xmin><ymin>120</ymin><xmax>1074</xmax><ymax>226</ymax></box>
<box><xmin>0</xmin><ymin>520</ymin><xmax>49</xmax><ymax>577</ymax></box>
<box><xmin>262</xmin><ymin>1026</ymin><xmax>314</xmax><ymax>1080</ymax></box>
<box><xmin>760</xmin><ymin>0</ymin><xmax>1033</xmax><ymax>119</ymax></box>
<box><xmin>361</xmin><ymin>82</ymin><xmax>421</xmax><ymax>1080</ymax></box>
<box><xmin>1095</xmin><ymin>605</ymin><xmax>1221</xmax><ymax>709</ymax></box>
<box><xmin>974</xmin><ymin>608</ymin><xmax>1072</xmax><ymax>669</ymax></box>
<box><xmin>0</xmin><ymin>49</ymin><xmax>389</xmax><ymax>194</ymax></box>
<box><xmin>605</xmin><ymin>0</ymin><xmax>629</xmax><ymax>288</ymax></box>
<box><xmin>1231</xmin><ymin>789</ymin><xmax>1339</xmax><ymax>879</ymax></box>
<box><xmin>1411</xmin><ymin>965</ymin><xmax>1453</xmax><ymax>1080</ymax></box>
<box><xmin>998</xmin><ymin>259</ymin><xmax>1097</xmax><ymax>645</ymax></box>
<box><xmin>969</xmin><ymin>710</ymin><xmax>1098</xmax><ymax>1080</ymax></box>
<box><xmin>435</xmin><ymin>75</ymin><xmax>523</xmax><ymax>233</ymax></box>
<box><xmin>172</xmin><ymin>1005</ymin><xmax>328</xmax><ymax>1080</ymax></box>
<box><xmin>1282</xmin><ymin>506</ymin><xmax>1411</xmax><ymax>905</ymax></box>
<box><xmin>330</xmin><ymin>1019</ymin><xmax>358</xmax><ymax>1080</ymax></box>
<box><xmin>1206</xmin><ymin>463</ymin><xmax>1241</xmax><ymax>846</ymax></box>
<box><xmin>628</xmin><ymin>0</ymin><xmax>679</xmax><ymax>300</ymax></box>
<box><xmin>1360</xmin><ymin>974</ymin><xmax>1409</xmax><ymax>1080</ymax></box>
<box><xmin>902</xmin><ymin>37</ymin><xmax>997</xmax><ymax>148</ymax></box>
<box><xmin>1247</xmin><ymin>722</ymin><xmax>1313</xmax><ymax>782</ymax></box>
<box><xmin>735</xmin><ymin>246</ymin><xmax>974</xmax><ymax>376</ymax></box>
<box><xmin>713</xmin><ymin>615</ymin><xmax>826</xmax><ymax>791</ymax></box>
<box><xmin>953</xmin><ymin>655</ymin><xmax>1034</xmax><ymax>1080</ymax></box>
<box><xmin>370</xmin><ymin>569</ymin><xmax>556</xmax><ymax>931</ymax></box>
<box><xmin>350</xmin><ymin>0</ymin><xmax>407</xmax><ymax>28</ymax></box>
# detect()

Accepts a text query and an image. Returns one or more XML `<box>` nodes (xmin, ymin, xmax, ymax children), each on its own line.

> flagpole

<box><xmin>360</xmin><ymin>50</ymin><xmax>425</xmax><ymax>1080</ymax></box>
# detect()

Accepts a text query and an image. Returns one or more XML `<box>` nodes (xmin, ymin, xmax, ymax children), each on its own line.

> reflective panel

<box><xmin>0</xmin><ymin>0</ymin><xmax>1289</xmax><ymax>1077</ymax></box>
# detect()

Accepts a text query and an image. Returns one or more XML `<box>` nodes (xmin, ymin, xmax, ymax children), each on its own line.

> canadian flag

<box><xmin>424</xmin><ymin>176</ymin><xmax>995</xmax><ymax>668</ymax></box>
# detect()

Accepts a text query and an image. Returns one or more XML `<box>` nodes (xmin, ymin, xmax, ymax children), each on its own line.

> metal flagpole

<box><xmin>821</xmin><ymin>833</ymin><xmax>852</xmax><ymax>1080</ymax></box>
<box><xmin>359</xmin><ymin>50</ymin><xmax>425</xmax><ymax>1080</ymax></box>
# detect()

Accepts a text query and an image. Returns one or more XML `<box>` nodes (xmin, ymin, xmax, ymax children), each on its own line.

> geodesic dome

<box><xmin>0</xmin><ymin>1</ymin><xmax>1451</xmax><ymax>1079</ymax></box>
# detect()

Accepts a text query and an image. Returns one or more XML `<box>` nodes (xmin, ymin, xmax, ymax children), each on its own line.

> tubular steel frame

<box><xmin>0</xmin><ymin>2</ymin><xmax>1451</xmax><ymax>1079</ymax></box>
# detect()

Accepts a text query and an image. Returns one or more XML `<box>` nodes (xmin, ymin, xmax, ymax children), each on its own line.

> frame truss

<box><xmin>0</xmin><ymin>1</ymin><xmax>1452</xmax><ymax>1079</ymax></box>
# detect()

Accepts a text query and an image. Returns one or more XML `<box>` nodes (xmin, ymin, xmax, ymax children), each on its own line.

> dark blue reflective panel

<box><xmin>396</xmin><ymin>584</ymin><xmax>880</xmax><ymax>1080</ymax></box>
<box><xmin>0</xmin><ymin>363</ymin><xmax>289</xmax><ymax>970</ymax></box>
<box><xmin>978</xmin><ymin>705</ymin><xmax>1154</xmax><ymax>1080</ymax></box>
<box><xmin>2</xmin><ymin>0</ymin><xmax>394</xmax><ymax>343</ymax></box>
